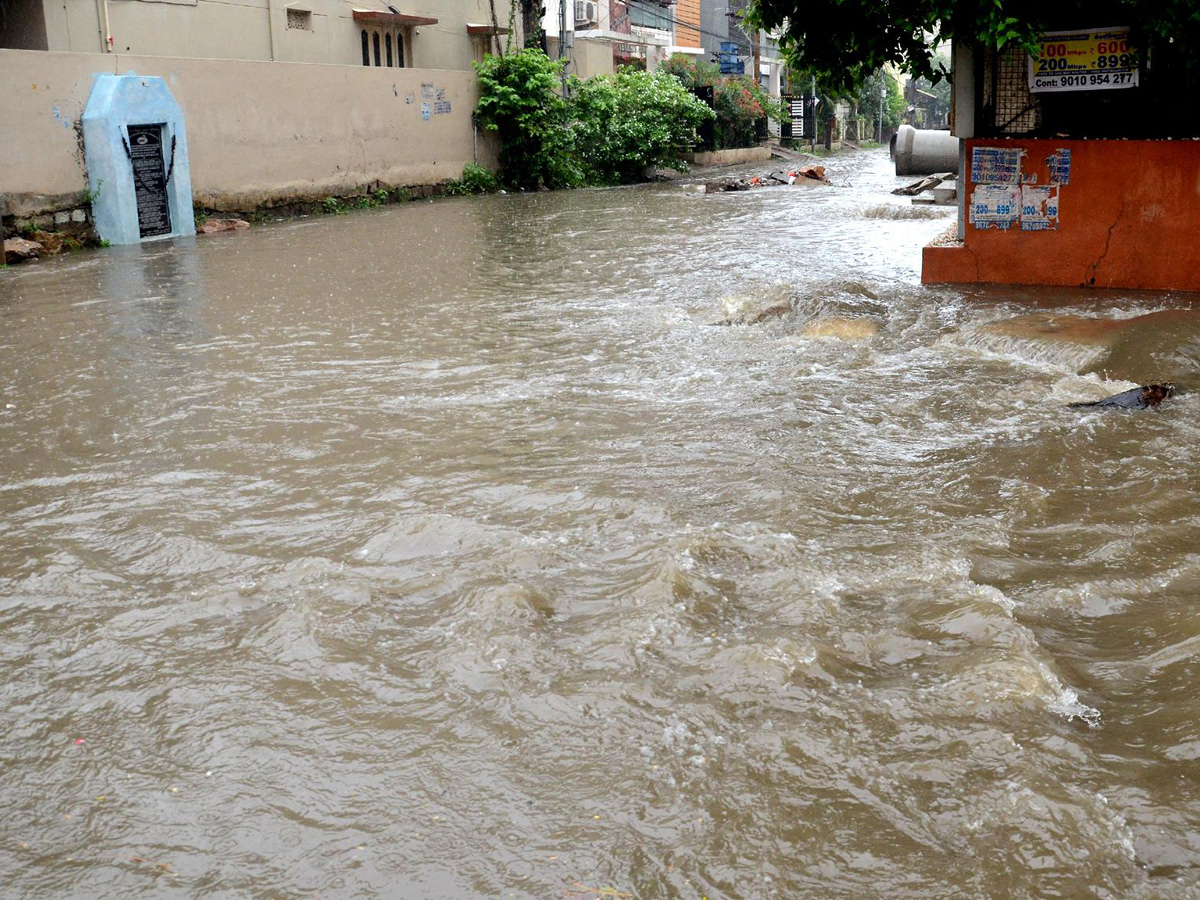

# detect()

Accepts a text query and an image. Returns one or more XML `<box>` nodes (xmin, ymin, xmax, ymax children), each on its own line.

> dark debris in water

<box><xmin>1068</xmin><ymin>383</ymin><xmax>1176</xmax><ymax>410</ymax></box>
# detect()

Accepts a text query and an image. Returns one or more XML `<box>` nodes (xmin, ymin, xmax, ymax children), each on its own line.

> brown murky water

<box><xmin>4</xmin><ymin>151</ymin><xmax>1200</xmax><ymax>899</ymax></box>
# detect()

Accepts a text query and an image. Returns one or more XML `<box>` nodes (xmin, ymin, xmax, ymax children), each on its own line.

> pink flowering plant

<box><xmin>661</xmin><ymin>54</ymin><xmax>783</xmax><ymax>149</ymax></box>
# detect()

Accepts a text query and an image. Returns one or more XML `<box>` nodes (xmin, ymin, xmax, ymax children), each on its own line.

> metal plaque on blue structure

<box><xmin>82</xmin><ymin>73</ymin><xmax>195</xmax><ymax>245</ymax></box>
<box><xmin>127</xmin><ymin>124</ymin><xmax>172</xmax><ymax>238</ymax></box>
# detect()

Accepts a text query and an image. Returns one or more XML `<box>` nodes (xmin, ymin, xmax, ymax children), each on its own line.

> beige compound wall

<box><xmin>0</xmin><ymin>48</ymin><xmax>497</xmax><ymax>216</ymax></box>
<box><xmin>572</xmin><ymin>37</ymin><xmax>617</xmax><ymax>80</ymax></box>
<box><xmin>37</xmin><ymin>0</ymin><xmax>517</xmax><ymax>72</ymax></box>
<box><xmin>544</xmin><ymin>36</ymin><xmax>616</xmax><ymax>81</ymax></box>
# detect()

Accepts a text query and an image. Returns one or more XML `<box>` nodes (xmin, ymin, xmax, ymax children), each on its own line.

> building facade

<box><xmin>0</xmin><ymin>0</ymin><xmax>518</xmax><ymax>72</ymax></box>
<box><xmin>541</xmin><ymin>0</ymin><xmax>780</xmax><ymax>90</ymax></box>
<box><xmin>0</xmin><ymin>0</ymin><xmax>519</xmax><ymax>224</ymax></box>
<box><xmin>542</xmin><ymin>0</ymin><xmax>670</xmax><ymax>79</ymax></box>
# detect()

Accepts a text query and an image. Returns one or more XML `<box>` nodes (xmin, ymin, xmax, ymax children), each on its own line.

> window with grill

<box><xmin>286</xmin><ymin>8</ymin><xmax>311</xmax><ymax>31</ymax></box>
<box><xmin>982</xmin><ymin>45</ymin><xmax>1041</xmax><ymax>135</ymax></box>
<box><xmin>360</xmin><ymin>28</ymin><xmax>405</xmax><ymax>67</ymax></box>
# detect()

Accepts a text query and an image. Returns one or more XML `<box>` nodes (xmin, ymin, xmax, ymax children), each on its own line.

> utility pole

<box><xmin>728</xmin><ymin>4</ymin><xmax>761</xmax><ymax>89</ymax></box>
<box><xmin>878</xmin><ymin>83</ymin><xmax>886</xmax><ymax>143</ymax></box>
<box><xmin>558</xmin><ymin>0</ymin><xmax>568</xmax><ymax>94</ymax></box>
<box><xmin>557</xmin><ymin>0</ymin><xmax>566</xmax><ymax>59</ymax></box>
<box><xmin>751</xmin><ymin>26</ymin><xmax>760</xmax><ymax>91</ymax></box>
<box><xmin>810</xmin><ymin>75</ymin><xmax>817</xmax><ymax>153</ymax></box>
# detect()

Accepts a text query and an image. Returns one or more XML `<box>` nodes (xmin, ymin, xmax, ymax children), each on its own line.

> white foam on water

<box><xmin>939</xmin><ymin>329</ymin><xmax>1110</xmax><ymax>374</ymax></box>
<box><xmin>971</xmin><ymin>583</ymin><xmax>1017</xmax><ymax>614</ymax></box>
<box><xmin>859</xmin><ymin>204</ymin><xmax>953</xmax><ymax>221</ymax></box>
<box><xmin>1046</xmin><ymin>683</ymin><xmax>1102</xmax><ymax>727</ymax></box>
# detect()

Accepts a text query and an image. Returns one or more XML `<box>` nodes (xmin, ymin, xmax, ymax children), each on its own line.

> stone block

<box><xmin>70</xmin><ymin>209</ymin><xmax>88</xmax><ymax>223</ymax></box>
<box><xmin>5</xmin><ymin>237</ymin><xmax>43</xmax><ymax>263</ymax></box>
<box><xmin>196</xmin><ymin>218</ymin><xmax>250</xmax><ymax>234</ymax></box>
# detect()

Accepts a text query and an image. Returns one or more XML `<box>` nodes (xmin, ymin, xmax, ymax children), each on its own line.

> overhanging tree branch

<box><xmin>747</xmin><ymin>0</ymin><xmax>1200</xmax><ymax>92</ymax></box>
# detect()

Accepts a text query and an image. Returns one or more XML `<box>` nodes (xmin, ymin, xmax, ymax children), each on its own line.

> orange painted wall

<box><xmin>674</xmin><ymin>0</ymin><xmax>701</xmax><ymax>48</ymax></box>
<box><xmin>923</xmin><ymin>139</ymin><xmax>1200</xmax><ymax>293</ymax></box>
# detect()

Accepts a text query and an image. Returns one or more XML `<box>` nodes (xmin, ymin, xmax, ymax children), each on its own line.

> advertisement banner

<box><xmin>1028</xmin><ymin>27</ymin><xmax>1138</xmax><ymax>93</ymax></box>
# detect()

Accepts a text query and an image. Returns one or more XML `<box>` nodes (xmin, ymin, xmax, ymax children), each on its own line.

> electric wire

<box><xmin>623</xmin><ymin>0</ymin><xmax>749</xmax><ymax>47</ymax></box>
<box><xmin>356</xmin><ymin>0</ymin><xmax>766</xmax><ymax>62</ymax></box>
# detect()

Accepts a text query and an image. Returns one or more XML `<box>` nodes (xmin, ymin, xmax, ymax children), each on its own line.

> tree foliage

<box><xmin>854</xmin><ymin>69</ymin><xmax>904</xmax><ymax>133</ymax></box>
<box><xmin>749</xmin><ymin>0</ymin><xmax>1200</xmax><ymax>91</ymax></box>
<box><xmin>908</xmin><ymin>53</ymin><xmax>953</xmax><ymax>125</ymax></box>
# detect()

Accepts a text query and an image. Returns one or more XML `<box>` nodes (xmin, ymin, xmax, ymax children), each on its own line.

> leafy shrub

<box><xmin>475</xmin><ymin>49</ymin><xmax>581</xmax><ymax>190</ymax></box>
<box><xmin>569</xmin><ymin>68</ymin><xmax>715</xmax><ymax>184</ymax></box>
<box><xmin>445</xmin><ymin>163</ymin><xmax>501</xmax><ymax>195</ymax></box>
<box><xmin>713</xmin><ymin>81</ymin><xmax>765</xmax><ymax>149</ymax></box>
<box><xmin>476</xmin><ymin>50</ymin><xmax>715</xmax><ymax>188</ymax></box>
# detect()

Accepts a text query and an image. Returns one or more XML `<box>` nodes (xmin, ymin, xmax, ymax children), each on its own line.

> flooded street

<box><xmin>5</xmin><ymin>150</ymin><xmax>1200</xmax><ymax>898</ymax></box>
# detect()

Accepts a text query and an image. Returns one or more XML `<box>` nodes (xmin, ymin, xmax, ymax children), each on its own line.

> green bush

<box><xmin>474</xmin><ymin>49</ymin><xmax>581</xmax><ymax>190</ymax></box>
<box><xmin>476</xmin><ymin>50</ymin><xmax>715</xmax><ymax>188</ymax></box>
<box><xmin>569</xmin><ymin>68</ymin><xmax>715</xmax><ymax>184</ymax></box>
<box><xmin>445</xmin><ymin>163</ymin><xmax>501</xmax><ymax>195</ymax></box>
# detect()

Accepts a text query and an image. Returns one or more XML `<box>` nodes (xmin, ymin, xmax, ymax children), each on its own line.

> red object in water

<box><xmin>74</xmin><ymin>738</ymin><xmax>85</xmax><ymax>745</ymax></box>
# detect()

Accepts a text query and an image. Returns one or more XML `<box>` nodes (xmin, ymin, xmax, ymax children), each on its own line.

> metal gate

<box><xmin>690</xmin><ymin>85</ymin><xmax>716</xmax><ymax>151</ymax></box>
<box><xmin>780</xmin><ymin>95</ymin><xmax>816</xmax><ymax>140</ymax></box>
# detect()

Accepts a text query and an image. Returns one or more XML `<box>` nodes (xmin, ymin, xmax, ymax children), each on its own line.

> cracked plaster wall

<box><xmin>924</xmin><ymin>137</ymin><xmax>1200</xmax><ymax>293</ymax></box>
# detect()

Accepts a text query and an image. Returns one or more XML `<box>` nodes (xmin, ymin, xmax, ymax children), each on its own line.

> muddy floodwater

<box><xmin>5</xmin><ymin>151</ymin><xmax>1200</xmax><ymax>899</ymax></box>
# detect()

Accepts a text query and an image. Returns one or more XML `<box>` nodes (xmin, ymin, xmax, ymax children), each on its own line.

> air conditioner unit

<box><xmin>574</xmin><ymin>0</ymin><xmax>599</xmax><ymax>26</ymax></box>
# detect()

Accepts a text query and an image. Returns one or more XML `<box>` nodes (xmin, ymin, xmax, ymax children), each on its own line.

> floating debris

<box><xmin>129</xmin><ymin>856</ymin><xmax>173</xmax><ymax>873</ymax></box>
<box><xmin>891</xmin><ymin>173</ymin><xmax>952</xmax><ymax>196</ymax></box>
<box><xmin>705</xmin><ymin>166</ymin><xmax>830</xmax><ymax>193</ymax></box>
<box><xmin>1069</xmin><ymin>383</ymin><xmax>1176</xmax><ymax>410</ymax></box>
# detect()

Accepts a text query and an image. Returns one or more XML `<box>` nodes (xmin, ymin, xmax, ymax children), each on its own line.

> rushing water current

<box><xmin>4</xmin><ymin>151</ymin><xmax>1200</xmax><ymax>899</ymax></box>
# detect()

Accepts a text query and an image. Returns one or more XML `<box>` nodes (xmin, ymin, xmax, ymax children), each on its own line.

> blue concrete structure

<box><xmin>82</xmin><ymin>73</ymin><xmax>195</xmax><ymax>245</ymax></box>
